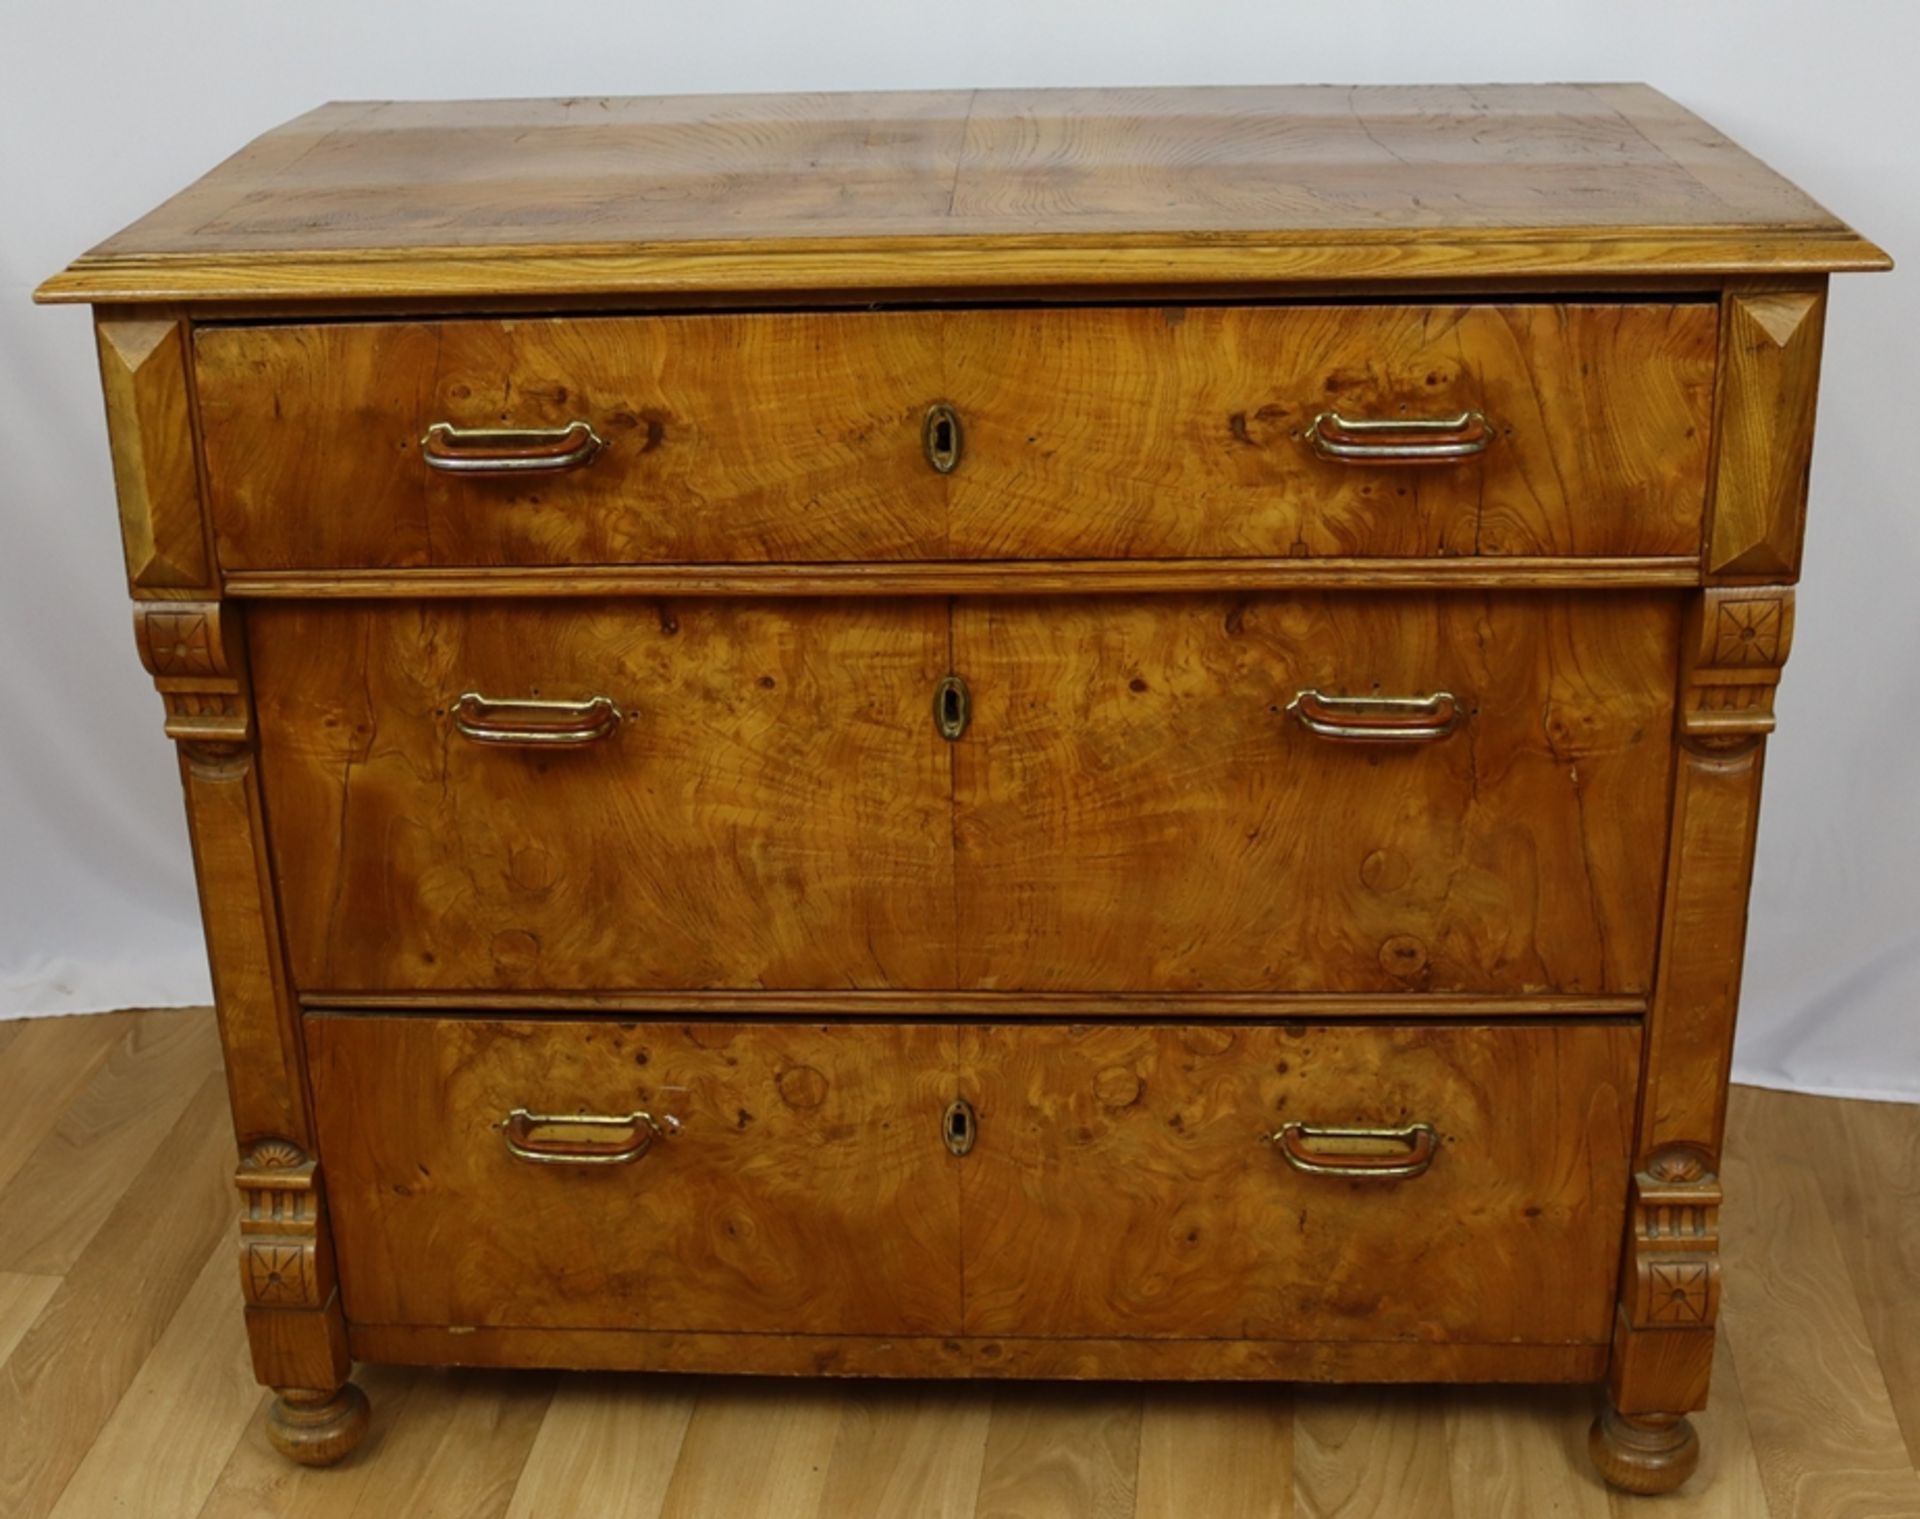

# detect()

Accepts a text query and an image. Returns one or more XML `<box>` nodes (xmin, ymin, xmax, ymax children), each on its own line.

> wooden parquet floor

<box><xmin>0</xmin><ymin>1008</ymin><xmax>1915</xmax><ymax>1518</ymax></box>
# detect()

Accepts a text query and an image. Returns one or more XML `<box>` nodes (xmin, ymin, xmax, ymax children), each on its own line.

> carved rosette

<box><xmin>1680</xmin><ymin>587</ymin><xmax>1794</xmax><ymax>754</ymax></box>
<box><xmin>236</xmin><ymin>1138</ymin><xmax>334</xmax><ymax>1312</ymax></box>
<box><xmin>132</xmin><ymin>600</ymin><xmax>250</xmax><ymax>765</ymax></box>
<box><xmin>1624</xmin><ymin>1145</ymin><xmax>1722</xmax><ymax>1332</ymax></box>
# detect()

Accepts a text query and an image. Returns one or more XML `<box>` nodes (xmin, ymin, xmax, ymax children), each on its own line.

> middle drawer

<box><xmin>251</xmin><ymin>592</ymin><xmax>1678</xmax><ymax>998</ymax></box>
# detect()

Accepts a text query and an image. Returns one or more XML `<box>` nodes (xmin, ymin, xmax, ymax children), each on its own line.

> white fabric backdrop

<box><xmin>2</xmin><ymin>1</ymin><xmax>1915</xmax><ymax>1099</ymax></box>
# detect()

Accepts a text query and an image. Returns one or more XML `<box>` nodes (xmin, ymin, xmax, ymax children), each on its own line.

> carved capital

<box><xmin>132</xmin><ymin>601</ymin><xmax>251</xmax><ymax>749</ymax></box>
<box><xmin>1680</xmin><ymin>587</ymin><xmax>1794</xmax><ymax>753</ymax></box>
<box><xmin>236</xmin><ymin>1138</ymin><xmax>334</xmax><ymax>1310</ymax></box>
<box><xmin>1624</xmin><ymin>1145</ymin><xmax>1722</xmax><ymax>1330</ymax></box>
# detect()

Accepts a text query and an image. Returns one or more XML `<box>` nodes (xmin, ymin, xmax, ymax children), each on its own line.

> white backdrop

<box><xmin>2</xmin><ymin>2</ymin><xmax>1915</xmax><ymax>1098</ymax></box>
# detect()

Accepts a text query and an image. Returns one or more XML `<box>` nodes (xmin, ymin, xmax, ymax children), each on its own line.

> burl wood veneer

<box><xmin>37</xmin><ymin>84</ymin><xmax>1887</xmax><ymax>1495</ymax></box>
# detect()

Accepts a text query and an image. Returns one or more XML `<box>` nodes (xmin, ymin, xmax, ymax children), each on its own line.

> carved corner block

<box><xmin>236</xmin><ymin>1138</ymin><xmax>335</xmax><ymax>1312</ymax></box>
<box><xmin>1605</xmin><ymin>1145</ymin><xmax>1722</xmax><ymax>1424</ymax></box>
<box><xmin>1625</xmin><ymin>1147</ymin><xmax>1722</xmax><ymax>1330</ymax></box>
<box><xmin>1706</xmin><ymin>286</ymin><xmax>1826</xmax><ymax>582</ymax></box>
<box><xmin>1680</xmin><ymin>586</ymin><xmax>1795</xmax><ymax>752</ymax></box>
<box><xmin>132</xmin><ymin>600</ymin><xmax>250</xmax><ymax>753</ymax></box>
<box><xmin>96</xmin><ymin>317</ymin><xmax>213</xmax><ymax>593</ymax></box>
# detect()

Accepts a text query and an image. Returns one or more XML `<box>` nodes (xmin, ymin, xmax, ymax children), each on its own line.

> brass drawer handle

<box><xmin>1304</xmin><ymin>409</ymin><xmax>1493</xmax><ymax>464</ymax></box>
<box><xmin>501</xmin><ymin>1107</ymin><xmax>678</xmax><ymax>1166</ymax></box>
<box><xmin>421</xmin><ymin>419</ymin><xmax>605</xmax><ymax>475</ymax></box>
<box><xmin>451</xmin><ymin>691</ymin><xmax>621</xmax><ymax>748</ymax></box>
<box><xmin>1269</xmin><ymin>1121</ymin><xmax>1438</xmax><ymax>1179</ymax></box>
<box><xmin>1287</xmin><ymin>689</ymin><xmax>1460</xmax><ymax>743</ymax></box>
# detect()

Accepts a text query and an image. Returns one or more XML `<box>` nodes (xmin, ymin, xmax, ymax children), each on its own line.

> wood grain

<box><xmin>195</xmin><ymin>314</ymin><xmax>948</xmax><ymax>569</ymax></box>
<box><xmin>251</xmin><ymin>599</ymin><xmax>955</xmax><ymax>993</ymax></box>
<box><xmin>0</xmin><ymin>1073</ymin><xmax>232</xmax><ymax>1519</ymax></box>
<box><xmin>0</xmin><ymin>1009</ymin><xmax>222</xmax><ymax>1274</ymax></box>
<box><xmin>143</xmin><ymin>617</ymin><xmax>312</xmax><ymax>1149</ymax></box>
<box><xmin>46</xmin><ymin>1235</ymin><xmax>256</xmax><ymax>1519</ymax></box>
<box><xmin>196</xmin><ymin>1363</ymin><xmax>413</xmax><ymax>1519</ymax></box>
<box><xmin>196</xmin><ymin>303</ymin><xmax>1715</xmax><ymax>571</ymax></box>
<box><xmin>334</xmin><ymin>1370</ymin><xmax>554</xmax><ymax>1519</ymax></box>
<box><xmin>3</xmin><ymin>1013</ymin><xmax>1912</xmax><ymax>1516</ymax></box>
<box><xmin>0</xmin><ymin>1011</ymin><xmax>137</xmax><ymax>1196</ymax></box>
<box><xmin>972</xmin><ymin>1385</ymin><xmax>1141</xmax><ymax>1519</ymax></box>
<box><xmin>503</xmin><ymin>1374</ymin><xmax>694</xmax><ymax>1519</ymax></box>
<box><xmin>1706</xmin><ymin>285</ymin><xmax>1828</xmax><ymax>581</ymax></box>
<box><xmin>1292</xmin><ymin>1388</ymin><xmax>1454</xmax><ymax>1519</ymax></box>
<box><xmin>35</xmin><ymin>86</ymin><xmax>1888</xmax><ymax>304</ymax></box>
<box><xmin>306</xmin><ymin>1016</ymin><xmax>964</xmax><ymax>1335</ymax></box>
<box><xmin>0</xmin><ymin>1273</ymin><xmax>60</xmax><ymax>1369</ymax></box>
<box><xmin>33</xmin><ymin>79</ymin><xmax>1895</xmax><ymax>1503</ymax></box>
<box><xmin>812</xmin><ymin>1382</ymin><xmax>993</xmax><ymax>1519</ymax></box>
<box><xmin>1720</xmin><ymin>1087</ymin><xmax>1920</xmax><ymax>1517</ymax></box>
<box><xmin>1640</xmin><ymin>588</ymin><xmax>1793</xmax><ymax>1156</ymax></box>
<box><xmin>222</xmin><ymin>557</ymin><xmax>1708</xmax><ymax>600</ymax></box>
<box><xmin>1624</xmin><ymin>1334</ymin><xmax>1771</xmax><ymax>1519</ymax></box>
<box><xmin>953</xmin><ymin>593</ymin><xmax>1678</xmax><ymax>994</ymax></box>
<box><xmin>656</xmin><ymin>1381</ymin><xmax>844</xmax><ymax>1519</ymax></box>
<box><xmin>945</xmin><ymin>303</ymin><xmax>1714</xmax><ymax>561</ymax></box>
<box><xmin>1809</xmin><ymin>1095</ymin><xmax>1920</xmax><ymax>1468</ymax></box>
<box><xmin>306</xmin><ymin>990</ymin><xmax>1647</xmax><ymax>1019</ymax></box>
<box><xmin>95</xmin><ymin>318</ymin><xmax>211</xmax><ymax>591</ymax></box>
<box><xmin>959</xmin><ymin>1022</ymin><xmax>1639</xmax><ymax>1343</ymax></box>
<box><xmin>1444</xmin><ymin>1386</ymin><xmax>1611</xmax><ymax>1517</ymax></box>
<box><xmin>349</xmin><ymin>1325</ymin><xmax>1606</xmax><ymax>1384</ymax></box>
<box><xmin>1136</xmin><ymin>1385</ymin><xmax>1292</xmax><ymax>1519</ymax></box>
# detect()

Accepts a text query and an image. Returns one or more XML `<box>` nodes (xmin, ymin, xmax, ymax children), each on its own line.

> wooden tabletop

<box><xmin>36</xmin><ymin>84</ymin><xmax>1889</xmax><ymax>304</ymax></box>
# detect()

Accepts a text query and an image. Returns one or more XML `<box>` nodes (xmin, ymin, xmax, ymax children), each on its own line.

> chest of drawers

<box><xmin>38</xmin><ymin>84</ymin><xmax>1887</xmax><ymax>1496</ymax></box>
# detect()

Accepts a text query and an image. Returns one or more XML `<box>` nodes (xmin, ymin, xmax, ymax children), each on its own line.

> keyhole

<box><xmin>934</xmin><ymin>675</ymin><xmax>970</xmax><ymax>740</ymax></box>
<box><xmin>923</xmin><ymin>402</ymin><xmax>963</xmax><ymax>474</ymax></box>
<box><xmin>943</xmin><ymin>1097</ymin><xmax>976</xmax><ymax>1156</ymax></box>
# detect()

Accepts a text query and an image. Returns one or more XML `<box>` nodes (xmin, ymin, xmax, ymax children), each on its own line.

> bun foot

<box><xmin>1590</xmin><ymin>1406</ymin><xmax>1700</xmax><ymax>1495</ymax></box>
<box><xmin>266</xmin><ymin>1382</ymin><xmax>370</xmax><ymax>1467</ymax></box>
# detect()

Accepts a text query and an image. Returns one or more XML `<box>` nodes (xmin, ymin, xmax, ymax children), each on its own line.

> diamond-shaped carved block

<box><xmin>1707</xmin><ymin>289</ymin><xmax>1825</xmax><ymax>581</ymax></box>
<box><xmin>97</xmin><ymin>318</ymin><xmax>210</xmax><ymax>592</ymax></box>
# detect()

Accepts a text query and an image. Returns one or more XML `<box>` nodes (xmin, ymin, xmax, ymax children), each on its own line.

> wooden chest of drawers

<box><xmin>38</xmin><ymin>84</ymin><xmax>1887</xmax><ymax>1497</ymax></box>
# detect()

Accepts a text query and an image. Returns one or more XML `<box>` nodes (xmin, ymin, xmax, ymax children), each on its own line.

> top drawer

<box><xmin>195</xmin><ymin>303</ymin><xmax>1716</xmax><ymax>571</ymax></box>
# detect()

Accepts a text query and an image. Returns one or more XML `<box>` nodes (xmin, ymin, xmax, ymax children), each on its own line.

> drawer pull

<box><xmin>421</xmin><ymin>419</ymin><xmax>605</xmax><ymax>475</ymax></box>
<box><xmin>501</xmin><ymin>1107</ymin><xmax>678</xmax><ymax>1166</ymax></box>
<box><xmin>1287</xmin><ymin>689</ymin><xmax>1461</xmax><ymax>743</ymax></box>
<box><xmin>1270</xmin><ymin>1121</ymin><xmax>1438</xmax><ymax>1179</ymax></box>
<box><xmin>1304</xmin><ymin>409</ymin><xmax>1493</xmax><ymax>464</ymax></box>
<box><xmin>451</xmin><ymin>691</ymin><xmax>622</xmax><ymax>748</ymax></box>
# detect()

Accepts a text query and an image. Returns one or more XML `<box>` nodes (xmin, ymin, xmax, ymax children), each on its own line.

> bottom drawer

<box><xmin>307</xmin><ymin>1015</ymin><xmax>1639</xmax><ymax>1346</ymax></box>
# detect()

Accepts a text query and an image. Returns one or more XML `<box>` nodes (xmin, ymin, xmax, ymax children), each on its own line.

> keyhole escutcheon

<box><xmin>943</xmin><ymin>1097</ymin><xmax>977</xmax><ymax>1157</ymax></box>
<box><xmin>934</xmin><ymin>674</ymin><xmax>971</xmax><ymax>741</ymax></box>
<box><xmin>923</xmin><ymin>402</ymin><xmax>963</xmax><ymax>474</ymax></box>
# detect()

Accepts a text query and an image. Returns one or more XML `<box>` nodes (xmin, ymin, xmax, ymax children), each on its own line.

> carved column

<box><xmin>131</xmin><ymin>594</ymin><xmax>367</xmax><ymax>1461</ymax></box>
<box><xmin>1594</xmin><ymin>585</ymin><xmax>1792</xmax><ymax>1494</ymax></box>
